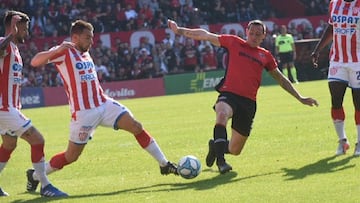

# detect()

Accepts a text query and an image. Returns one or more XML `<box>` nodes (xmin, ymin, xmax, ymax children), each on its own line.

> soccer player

<box><xmin>312</xmin><ymin>0</ymin><xmax>360</xmax><ymax>156</ymax></box>
<box><xmin>168</xmin><ymin>19</ymin><xmax>319</xmax><ymax>174</ymax></box>
<box><xmin>0</xmin><ymin>11</ymin><xmax>67</xmax><ymax>197</ymax></box>
<box><xmin>275</xmin><ymin>25</ymin><xmax>299</xmax><ymax>84</ymax></box>
<box><xmin>27</xmin><ymin>20</ymin><xmax>178</xmax><ymax>192</ymax></box>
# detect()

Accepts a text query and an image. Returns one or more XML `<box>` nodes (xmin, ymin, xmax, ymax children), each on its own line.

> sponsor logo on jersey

<box><xmin>331</xmin><ymin>15</ymin><xmax>360</xmax><ymax>24</ymax></box>
<box><xmin>75</xmin><ymin>61</ymin><xmax>95</xmax><ymax>70</ymax></box>
<box><xmin>12</xmin><ymin>63</ymin><xmax>22</xmax><ymax>84</ymax></box>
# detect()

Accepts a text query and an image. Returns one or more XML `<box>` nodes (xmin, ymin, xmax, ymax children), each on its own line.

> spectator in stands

<box><xmin>115</xmin><ymin>3</ymin><xmax>127</xmax><ymax>31</ymax></box>
<box><xmin>201</xmin><ymin>45</ymin><xmax>217</xmax><ymax>71</ymax></box>
<box><xmin>180</xmin><ymin>38</ymin><xmax>200</xmax><ymax>72</ymax></box>
<box><xmin>0</xmin><ymin>0</ymin><xmax>323</xmax><ymax>86</ymax></box>
<box><xmin>43</xmin><ymin>18</ymin><xmax>56</xmax><ymax>37</ymax></box>
<box><xmin>162</xmin><ymin>33</ymin><xmax>174</xmax><ymax>46</ymax></box>
<box><xmin>164</xmin><ymin>42</ymin><xmax>180</xmax><ymax>73</ymax></box>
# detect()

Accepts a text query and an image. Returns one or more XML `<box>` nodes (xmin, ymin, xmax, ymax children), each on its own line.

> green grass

<box><xmin>1</xmin><ymin>80</ymin><xmax>360</xmax><ymax>203</ymax></box>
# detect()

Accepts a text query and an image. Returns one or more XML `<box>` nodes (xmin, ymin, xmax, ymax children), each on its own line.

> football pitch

<box><xmin>2</xmin><ymin>80</ymin><xmax>359</xmax><ymax>203</ymax></box>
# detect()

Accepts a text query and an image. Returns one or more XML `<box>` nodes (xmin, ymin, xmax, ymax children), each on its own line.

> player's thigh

<box><xmin>229</xmin><ymin>129</ymin><xmax>248</xmax><ymax>155</ymax></box>
<box><xmin>20</xmin><ymin>126</ymin><xmax>44</xmax><ymax>145</ymax></box>
<box><xmin>214</xmin><ymin>101</ymin><xmax>233</xmax><ymax>124</ymax></box>
<box><xmin>0</xmin><ymin>108</ymin><xmax>32</xmax><ymax>137</ymax></box>
<box><xmin>100</xmin><ymin>99</ymin><xmax>143</xmax><ymax>134</ymax></box>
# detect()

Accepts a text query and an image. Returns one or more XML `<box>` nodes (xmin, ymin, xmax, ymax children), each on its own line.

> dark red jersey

<box><xmin>218</xmin><ymin>35</ymin><xmax>277</xmax><ymax>101</ymax></box>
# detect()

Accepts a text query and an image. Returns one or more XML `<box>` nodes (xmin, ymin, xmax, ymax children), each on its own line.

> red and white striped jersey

<box><xmin>49</xmin><ymin>46</ymin><xmax>106</xmax><ymax>113</ymax></box>
<box><xmin>329</xmin><ymin>0</ymin><xmax>360</xmax><ymax>62</ymax></box>
<box><xmin>0</xmin><ymin>38</ymin><xmax>23</xmax><ymax>111</ymax></box>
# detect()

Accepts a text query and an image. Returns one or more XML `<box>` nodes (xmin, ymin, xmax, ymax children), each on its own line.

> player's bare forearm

<box><xmin>270</xmin><ymin>69</ymin><xmax>318</xmax><ymax>106</ymax></box>
<box><xmin>168</xmin><ymin>19</ymin><xmax>220</xmax><ymax>46</ymax></box>
<box><xmin>31</xmin><ymin>42</ymin><xmax>74</xmax><ymax>67</ymax></box>
<box><xmin>312</xmin><ymin>24</ymin><xmax>333</xmax><ymax>54</ymax></box>
<box><xmin>31</xmin><ymin>51</ymin><xmax>55</xmax><ymax>67</ymax></box>
<box><xmin>178</xmin><ymin>28</ymin><xmax>206</xmax><ymax>40</ymax></box>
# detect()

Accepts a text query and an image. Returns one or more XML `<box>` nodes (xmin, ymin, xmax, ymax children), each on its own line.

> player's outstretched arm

<box><xmin>168</xmin><ymin>19</ymin><xmax>220</xmax><ymax>47</ymax></box>
<box><xmin>269</xmin><ymin>68</ymin><xmax>319</xmax><ymax>107</ymax></box>
<box><xmin>31</xmin><ymin>41</ymin><xmax>75</xmax><ymax>67</ymax></box>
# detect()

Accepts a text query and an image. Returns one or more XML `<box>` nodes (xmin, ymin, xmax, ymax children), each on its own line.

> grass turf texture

<box><xmin>1</xmin><ymin>80</ymin><xmax>359</xmax><ymax>203</ymax></box>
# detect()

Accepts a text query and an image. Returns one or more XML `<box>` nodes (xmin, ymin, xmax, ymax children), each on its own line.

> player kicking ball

<box><xmin>168</xmin><ymin>19</ymin><xmax>318</xmax><ymax>174</ymax></box>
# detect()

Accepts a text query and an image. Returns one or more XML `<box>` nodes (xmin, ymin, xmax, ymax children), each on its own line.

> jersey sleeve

<box><xmin>48</xmin><ymin>45</ymin><xmax>66</xmax><ymax>63</ymax></box>
<box><xmin>219</xmin><ymin>34</ymin><xmax>244</xmax><ymax>48</ymax></box>
<box><xmin>265</xmin><ymin>51</ymin><xmax>278</xmax><ymax>71</ymax></box>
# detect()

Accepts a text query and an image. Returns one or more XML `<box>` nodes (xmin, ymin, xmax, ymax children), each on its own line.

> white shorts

<box><xmin>69</xmin><ymin>98</ymin><xmax>131</xmax><ymax>144</ymax></box>
<box><xmin>0</xmin><ymin>108</ymin><xmax>32</xmax><ymax>137</ymax></box>
<box><xmin>328</xmin><ymin>61</ymin><xmax>360</xmax><ymax>88</ymax></box>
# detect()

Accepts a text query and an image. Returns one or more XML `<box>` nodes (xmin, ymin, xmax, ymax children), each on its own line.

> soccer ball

<box><xmin>177</xmin><ymin>155</ymin><xmax>201</xmax><ymax>179</ymax></box>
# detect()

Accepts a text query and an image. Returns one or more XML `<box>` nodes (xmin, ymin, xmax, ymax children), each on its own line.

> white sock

<box><xmin>32</xmin><ymin>162</ymin><xmax>50</xmax><ymax>188</ymax></box>
<box><xmin>33</xmin><ymin>162</ymin><xmax>57</xmax><ymax>182</ymax></box>
<box><xmin>334</xmin><ymin>119</ymin><xmax>347</xmax><ymax>140</ymax></box>
<box><xmin>0</xmin><ymin>162</ymin><xmax>6</xmax><ymax>172</ymax></box>
<box><xmin>145</xmin><ymin>139</ymin><xmax>168</xmax><ymax>167</ymax></box>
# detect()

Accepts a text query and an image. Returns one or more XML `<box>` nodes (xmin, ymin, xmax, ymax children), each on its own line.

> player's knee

<box><xmin>2</xmin><ymin>142</ymin><xmax>17</xmax><ymax>151</ymax></box>
<box><xmin>130</xmin><ymin>120</ymin><xmax>143</xmax><ymax>135</ymax></box>
<box><xmin>66</xmin><ymin>154</ymin><xmax>80</xmax><ymax>163</ymax></box>
<box><xmin>229</xmin><ymin>146</ymin><xmax>242</xmax><ymax>156</ymax></box>
<box><xmin>216</xmin><ymin>111</ymin><xmax>229</xmax><ymax>122</ymax></box>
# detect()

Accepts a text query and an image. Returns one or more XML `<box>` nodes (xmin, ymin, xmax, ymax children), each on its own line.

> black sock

<box><xmin>213</xmin><ymin>124</ymin><xmax>227</xmax><ymax>165</ymax></box>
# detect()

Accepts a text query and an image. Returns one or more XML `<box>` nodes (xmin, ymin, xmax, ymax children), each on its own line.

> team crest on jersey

<box><xmin>353</xmin><ymin>7</ymin><xmax>360</xmax><ymax>15</ymax></box>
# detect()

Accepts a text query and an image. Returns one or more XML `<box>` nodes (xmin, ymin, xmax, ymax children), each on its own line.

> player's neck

<box><xmin>344</xmin><ymin>0</ymin><xmax>355</xmax><ymax>2</ymax></box>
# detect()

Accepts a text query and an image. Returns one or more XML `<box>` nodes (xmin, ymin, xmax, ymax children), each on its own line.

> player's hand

<box><xmin>10</xmin><ymin>15</ymin><xmax>21</xmax><ymax>36</ymax></box>
<box><xmin>167</xmin><ymin>19</ymin><xmax>179</xmax><ymax>34</ymax></box>
<box><xmin>300</xmin><ymin>97</ymin><xmax>319</xmax><ymax>107</ymax></box>
<box><xmin>57</xmin><ymin>41</ymin><xmax>75</xmax><ymax>53</ymax></box>
<box><xmin>311</xmin><ymin>51</ymin><xmax>319</xmax><ymax>68</ymax></box>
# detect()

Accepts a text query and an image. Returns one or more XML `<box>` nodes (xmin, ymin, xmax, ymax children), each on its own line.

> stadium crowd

<box><xmin>0</xmin><ymin>0</ymin><xmax>329</xmax><ymax>87</ymax></box>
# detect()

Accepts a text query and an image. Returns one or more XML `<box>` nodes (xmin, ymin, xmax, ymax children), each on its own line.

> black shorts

<box><xmin>278</xmin><ymin>52</ymin><xmax>294</xmax><ymax>64</ymax></box>
<box><xmin>214</xmin><ymin>92</ymin><xmax>256</xmax><ymax>136</ymax></box>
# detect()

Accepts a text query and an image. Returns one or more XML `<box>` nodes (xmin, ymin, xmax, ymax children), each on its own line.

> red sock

<box><xmin>355</xmin><ymin>110</ymin><xmax>360</xmax><ymax>125</ymax></box>
<box><xmin>31</xmin><ymin>143</ymin><xmax>44</xmax><ymax>163</ymax></box>
<box><xmin>0</xmin><ymin>145</ymin><xmax>13</xmax><ymax>162</ymax></box>
<box><xmin>331</xmin><ymin>107</ymin><xmax>345</xmax><ymax>120</ymax></box>
<box><xmin>49</xmin><ymin>152</ymin><xmax>69</xmax><ymax>170</ymax></box>
<box><xmin>135</xmin><ymin>130</ymin><xmax>152</xmax><ymax>148</ymax></box>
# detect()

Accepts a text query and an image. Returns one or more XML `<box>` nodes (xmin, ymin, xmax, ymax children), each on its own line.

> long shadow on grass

<box><xmin>10</xmin><ymin>170</ymin><xmax>280</xmax><ymax>202</ymax></box>
<box><xmin>281</xmin><ymin>155</ymin><xmax>356</xmax><ymax>180</ymax></box>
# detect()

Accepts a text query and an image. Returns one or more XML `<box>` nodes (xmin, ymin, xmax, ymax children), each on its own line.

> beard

<box><xmin>16</xmin><ymin>36</ymin><xmax>25</xmax><ymax>44</ymax></box>
<box><xmin>79</xmin><ymin>45</ymin><xmax>90</xmax><ymax>52</ymax></box>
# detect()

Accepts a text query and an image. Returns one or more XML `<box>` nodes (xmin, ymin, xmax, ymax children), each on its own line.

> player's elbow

<box><xmin>30</xmin><ymin>57</ymin><xmax>42</xmax><ymax>67</ymax></box>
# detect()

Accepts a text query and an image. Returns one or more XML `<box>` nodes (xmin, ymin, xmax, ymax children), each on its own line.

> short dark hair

<box><xmin>247</xmin><ymin>20</ymin><xmax>266</xmax><ymax>33</ymax></box>
<box><xmin>70</xmin><ymin>20</ymin><xmax>94</xmax><ymax>35</ymax></box>
<box><xmin>3</xmin><ymin>10</ymin><xmax>30</xmax><ymax>27</ymax></box>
